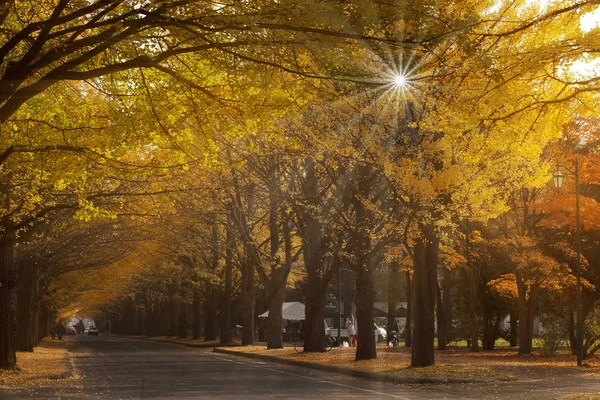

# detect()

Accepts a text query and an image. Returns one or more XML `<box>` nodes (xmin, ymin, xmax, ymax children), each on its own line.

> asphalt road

<box><xmin>2</xmin><ymin>336</ymin><xmax>600</xmax><ymax>399</ymax></box>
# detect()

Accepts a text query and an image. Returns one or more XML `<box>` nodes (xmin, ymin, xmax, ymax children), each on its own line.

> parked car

<box><xmin>66</xmin><ymin>326</ymin><xmax>77</xmax><ymax>335</ymax></box>
<box><xmin>87</xmin><ymin>327</ymin><xmax>99</xmax><ymax>336</ymax></box>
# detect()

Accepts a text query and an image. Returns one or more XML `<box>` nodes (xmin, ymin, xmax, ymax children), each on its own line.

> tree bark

<box><xmin>204</xmin><ymin>285</ymin><xmax>218</xmax><ymax>341</ymax></box>
<box><xmin>192</xmin><ymin>287</ymin><xmax>202</xmax><ymax>340</ymax></box>
<box><xmin>178</xmin><ymin>298</ymin><xmax>188</xmax><ymax>339</ymax></box>
<box><xmin>404</xmin><ymin>269</ymin><xmax>413</xmax><ymax>347</ymax></box>
<box><xmin>442</xmin><ymin>267</ymin><xmax>452</xmax><ymax>342</ymax></box>
<box><xmin>515</xmin><ymin>273</ymin><xmax>534</xmax><ymax>354</ymax></box>
<box><xmin>241</xmin><ymin>255</ymin><xmax>256</xmax><ymax>345</ymax></box>
<box><xmin>509</xmin><ymin>307</ymin><xmax>519</xmax><ymax>347</ymax></box>
<box><xmin>303</xmin><ymin>278</ymin><xmax>327</xmax><ymax>352</ymax></box>
<box><xmin>219</xmin><ymin>223</ymin><xmax>234</xmax><ymax>344</ymax></box>
<box><xmin>0</xmin><ymin>223</ymin><xmax>17</xmax><ymax>370</ymax></box>
<box><xmin>144</xmin><ymin>294</ymin><xmax>155</xmax><ymax>337</ymax></box>
<box><xmin>354</xmin><ymin>162</ymin><xmax>376</xmax><ymax>361</ymax></box>
<box><xmin>355</xmin><ymin>264</ymin><xmax>376</xmax><ymax>360</ymax></box>
<box><xmin>436</xmin><ymin>282</ymin><xmax>447</xmax><ymax>350</ymax></box>
<box><xmin>298</xmin><ymin>158</ymin><xmax>340</xmax><ymax>352</ymax></box>
<box><xmin>567</xmin><ymin>289</ymin><xmax>576</xmax><ymax>354</ymax></box>
<box><xmin>410</xmin><ymin>225</ymin><xmax>439</xmax><ymax>367</ymax></box>
<box><xmin>168</xmin><ymin>285</ymin><xmax>178</xmax><ymax>337</ymax></box>
<box><xmin>265</xmin><ymin>275</ymin><xmax>286</xmax><ymax>349</ymax></box>
<box><xmin>469</xmin><ymin>266</ymin><xmax>480</xmax><ymax>352</ymax></box>
<box><xmin>16</xmin><ymin>260</ymin><xmax>37</xmax><ymax>352</ymax></box>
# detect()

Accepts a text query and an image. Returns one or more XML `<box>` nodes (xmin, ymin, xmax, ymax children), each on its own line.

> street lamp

<box><xmin>553</xmin><ymin>159</ymin><xmax>583</xmax><ymax>366</ymax></box>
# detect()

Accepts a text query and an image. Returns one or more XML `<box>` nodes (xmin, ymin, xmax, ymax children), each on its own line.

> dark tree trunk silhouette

<box><xmin>0</xmin><ymin>222</ymin><xmax>16</xmax><ymax>370</ymax></box>
<box><xmin>16</xmin><ymin>261</ymin><xmax>37</xmax><ymax>352</ymax></box>
<box><xmin>298</xmin><ymin>159</ymin><xmax>340</xmax><ymax>352</ymax></box>
<box><xmin>265</xmin><ymin>277</ymin><xmax>286</xmax><ymax>349</ymax></box>
<box><xmin>515</xmin><ymin>274</ymin><xmax>536</xmax><ymax>354</ymax></box>
<box><xmin>192</xmin><ymin>287</ymin><xmax>202</xmax><ymax>340</ymax></box>
<box><xmin>178</xmin><ymin>299</ymin><xmax>188</xmax><ymax>339</ymax></box>
<box><xmin>411</xmin><ymin>225</ymin><xmax>439</xmax><ymax>367</ymax></box>
<box><xmin>436</xmin><ymin>282</ymin><xmax>447</xmax><ymax>350</ymax></box>
<box><xmin>404</xmin><ymin>270</ymin><xmax>413</xmax><ymax>347</ymax></box>
<box><xmin>354</xmin><ymin>163</ymin><xmax>376</xmax><ymax>361</ymax></box>
<box><xmin>482</xmin><ymin>304</ymin><xmax>502</xmax><ymax>351</ymax></box>
<box><xmin>509</xmin><ymin>307</ymin><xmax>519</xmax><ymax>347</ymax></box>
<box><xmin>567</xmin><ymin>290</ymin><xmax>576</xmax><ymax>354</ymax></box>
<box><xmin>204</xmin><ymin>285</ymin><xmax>218</xmax><ymax>341</ymax></box>
<box><xmin>219</xmin><ymin>223</ymin><xmax>234</xmax><ymax>344</ymax></box>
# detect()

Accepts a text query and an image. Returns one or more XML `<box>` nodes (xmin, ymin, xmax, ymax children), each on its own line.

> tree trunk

<box><xmin>31</xmin><ymin>297</ymin><xmax>41</xmax><ymax>346</ymax></box>
<box><xmin>0</xmin><ymin>225</ymin><xmax>17</xmax><ymax>370</ymax></box>
<box><xmin>404</xmin><ymin>269</ymin><xmax>413</xmax><ymax>347</ymax></box>
<box><xmin>303</xmin><ymin>278</ymin><xmax>327</xmax><ymax>352</ymax></box>
<box><xmin>355</xmin><ymin>264</ymin><xmax>376</xmax><ymax>360</ymax></box>
<box><xmin>178</xmin><ymin>299</ymin><xmax>188</xmax><ymax>338</ymax></box>
<box><xmin>144</xmin><ymin>295</ymin><xmax>155</xmax><ymax>337</ymax></box>
<box><xmin>16</xmin><ymin>261</ymin><xmax>36</xmax><ymax>352</ymax></box>
<box><xmin>354</xmin><ymin>163</ymin><xmax>376</xmax><ymax>361</ymax></box>
<box><xmin>442</xmin><ymin>267</ymin><xmax>452</xmax><ymax>342</ymax></box>
<box><xmin>204</xmin><ymin>285</ymin><xmax>218</xmax><ymax>341</ymax></box>
<box><xmin>469</xmin><ymin>268</ymin><xmax>480</xmax><ymax>352</ymax></box>
<box><xmin>481</xmin><ymin>303</ymin><xmax>499</xmax><ymax>351</ymax></box>
<box><xmin>509</xmin><ymin>307</ymin><xmax>519</xmax><ymax>347</ymax></box>
<box><xmin>387</xmin><ymin>301</ymin><xmax>396</xmax><ymax>339</ymax></box>
<box><xmin>241</xmin><ymin>255</ymin><xmax>256</xmax><ymax>345</ymax></box>
<box><xmin>516</xmin><ymin>273</ymin><xmax>533</xmax><ymax>354</ymax></box>
<box><xmin>192</xmin><ymin>287</ymin><xmax>202</xmax><ymax>340</ymax></box>
<box><xmin>265</xmin><ymin>276</ymin><xmax>286</xmax><ymax>349</ymax></box>
<box><xmin>168</xmin><ymin>286</ymin><xmax>178</xmax><ymax>337</ymax></box>
<box><xmin>220</xmin><ymin>224</ymin><xmax>234</xmax><ymax>344</ymax></box>
<box><xmin>410</xmin><ymin>225</ymin><xmax>439</xmax><ymax>367</ymax></box>
<box><xmin>299</xmin><ymin>158</ymin><xmax>339</xmax><ymax>352</ymax></box>
<box><xmin>436</xmin><ymin>282</ymin><xmax>447</xmax><ymax>350</ymax></box>
<box><xmin>567</xmin><ymin>289</ymin><xmax>576</xmax><ymax>354</ymax></box>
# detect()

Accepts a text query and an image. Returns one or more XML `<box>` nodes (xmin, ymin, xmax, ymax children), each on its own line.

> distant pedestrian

<box><xmin>391</xmin><ymin>319</ymin><xmax>399</xmax><ymax>334</ymax></box>
<box><xmin>56</xmin><ymin>322</ymin><xmax>66</xmax><ymax>340</ymax></box>
<box><xmin>346</xmin><ymin>318</ymin><xmax>356</xmax><ymax>347</ymax></box>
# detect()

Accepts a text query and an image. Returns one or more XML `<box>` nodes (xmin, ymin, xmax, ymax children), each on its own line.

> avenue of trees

<box><xmin>1</xmin><ymin>0</ymin><xmax>600</xmax><ymax>370</ymax></box>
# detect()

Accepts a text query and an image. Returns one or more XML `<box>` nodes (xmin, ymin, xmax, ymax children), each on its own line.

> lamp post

<box><xmin>553</xmin><ymin>159</ymin><xmax>583</xmax><ymax>366</ymax></box>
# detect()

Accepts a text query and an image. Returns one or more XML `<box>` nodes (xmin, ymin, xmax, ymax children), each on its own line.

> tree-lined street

<box><xmin>2</xmin><ymin>1</ymin><xmax>600</xmax><ymax>397</ymax></box>
<box><xmin>3</xmin><ymin>336</ymin><xmax>600</xmax><ymax>399</ymax></box>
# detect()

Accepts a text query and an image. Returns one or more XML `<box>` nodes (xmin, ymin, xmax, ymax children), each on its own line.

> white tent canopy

<box><xmin>259</xmin><ymin>302</ymin><xmax>305</xmax><ymax>321</ymax></box>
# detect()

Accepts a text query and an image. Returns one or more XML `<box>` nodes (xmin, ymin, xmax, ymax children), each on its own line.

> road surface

<box><xmin>1</xmin><ymin>336</ymin><xmax>599</xmax><ymax>399</ymax></box>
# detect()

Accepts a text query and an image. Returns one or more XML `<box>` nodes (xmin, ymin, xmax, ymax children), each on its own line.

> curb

<box><xmin>60</xmin><ymin>352</ymin><xmax>75</xmax><ymax>379</ymax></box>
<box><xmin>212</xmin><ymin>348</ymin><xmax>517</xmax><ymax>385</ymax></box>
<box><xmin>110</xmin><ymin>334</ymin><xmax>240</xmax><ymax>349</ymax></box>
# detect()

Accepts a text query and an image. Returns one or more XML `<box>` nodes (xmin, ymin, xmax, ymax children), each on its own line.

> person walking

<box><xmin>346</xmin><ymin>318</ymin><xmax>356</xmax><ymax>347</ymax></box>
<box><xmin>56</xmin><ymin>322</ymin><xmax>66</xmax><ymax>340</ymax></box>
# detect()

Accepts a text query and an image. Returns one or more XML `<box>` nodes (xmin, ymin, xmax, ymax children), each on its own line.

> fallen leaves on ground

<box><xmin>565</xmin><ymin>394</ymin><xmax>600</xmax><ymax>400</ymax></box>
<box><xmin>220</xmin><ymin>344</ymin><xmax>600</xmax><ymax>382</ymax></box>
<box><xmin>0</xmin><ymin>338</ymin><xmax>75</xmax><ymax>389</ymax></box>
<box><xmin>220</xmin><ymin>345</ymin><xmax>501</xmax><ymax>379</ymax></box>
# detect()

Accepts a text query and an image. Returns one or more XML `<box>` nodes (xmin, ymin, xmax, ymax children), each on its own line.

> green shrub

<box><xmin>539</xmin><ymin>316</ymin><xmax>566</xmax><ymax>356</ymax></box>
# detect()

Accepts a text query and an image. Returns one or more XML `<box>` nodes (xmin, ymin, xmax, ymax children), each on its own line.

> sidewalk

<box><xmin>0</xmin><ymin>338</ymin><xmax>76</xmax><ymax>391</ymax></box>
